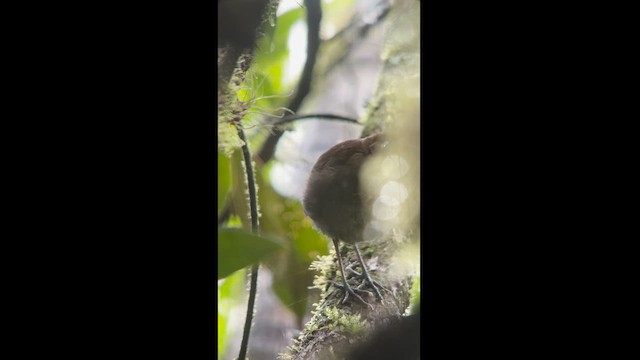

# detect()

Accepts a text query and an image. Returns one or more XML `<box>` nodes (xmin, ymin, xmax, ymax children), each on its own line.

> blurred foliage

<box><xmin>218</xmin><ymin>152</ymin><xmax>232</xmax><ymax>213</ymax></box>
<box><xmin>272</xmin><ymin>250</ymin><xmax>316</xmax><ymax>326</ymax></box>
<box><xmin>408</xmin><ymin>274</ymin><xmax>420</xmax><ymax>315</ymax></box>
<box><xmin>257</xmin><ymin>163</ymin><xmax>329</xmax><ymax>322</ymax></box>
<box><xmin>254</xmin><ymin>7</ymin><xmax>304</xmax><ymax>92</ymax></box>
<box><xmin>218</xmin><ymin>269</ymin><xmax>246</xmax><ymax>360</ymax></box>
<box><xmin>321</xmin><ymin>0</ymin><xmax>356</xmax><ymax>37</ymax></box>
<box><xmin>218</xmin><ymin>228</ymin><xmax>287</xmax><ymax>279</ymax></box>
<box><xmin>221</xmin><ymin>138</ymin><xmax>330</xmax><ymax>322</ymax></box>
<box><xmin>219</xmin><ymin>147</ymin><xmax>329</xmax><ymax>348</ymax></box>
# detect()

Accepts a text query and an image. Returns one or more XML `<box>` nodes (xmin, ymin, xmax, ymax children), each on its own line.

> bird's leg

<box><xmin>332</xmin><ymin>238</ymin><xmax>372</xmax><ymax>308</ymax></box>
<box><xmin>326</xmin><ymin>280</ymin><xmax>373</xmax><ymax>298</ymax></box>
<box><xmin>353</xmin><ymin>243</ymin><xmax>385</xmax><ymax>300</ymax></box>
<box><xmin>348</xmin><ymin>268</ymin><xmax>386</xmax><ymax>290</ymax></box>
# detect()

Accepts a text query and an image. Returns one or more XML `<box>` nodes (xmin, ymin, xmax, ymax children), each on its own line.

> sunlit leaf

<box><xmin>218</xmin><ymin>269</ymin><xmax>246</xmax><ymax>360</ymax></box>
<box><xmin>236</xmin><ymin>88</ymin><xmax>251</xmax><ymax>102</ymax></box>
<box><xmin>217</xmin><ymin>313</ymin><xmax>227</xmax><ymax>360</ymax></box>
<box><xmin>322</xmin><ymin>0</ymin><xmax>357</xmax><ymax>35</ymax></box>
<box><xmin>255</xmin><ymin>7</ymin><xmax>304</xmax><ymax>67</ymax></box>
<box><xmin>218</xmin><ymin>268</ymin><xmax>246</xmax><ymax>303</ymax></box>
<box><xmin>409</xmin><ymin>274</ymin><xmax>420</xmax><ymax>315</ymax></box>
<box><xmin>218</xmin><ymin>228</ymin><xmax>287</xmax><ymax>279</ymax></box>
<box><xmin>292</xmin><ymin>226</ymin><xmax>329</xmax><ymax>263</ymax></box>
<box><xmin>253</xmin><ymin>7</ymin><xmax>304</xmax><ymax>96</ymax></box>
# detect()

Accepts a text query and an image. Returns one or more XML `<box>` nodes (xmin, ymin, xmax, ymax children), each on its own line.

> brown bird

<box><xmin>303</xmin><ymin>133</ymin><xmax>385</xmax><ymax>306</ymax></box>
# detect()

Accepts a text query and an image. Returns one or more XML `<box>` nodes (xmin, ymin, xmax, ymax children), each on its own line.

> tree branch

<box><xmin>282</xmin><ymin>240</ymin><xmax>413</xmax><ymax>360</ymax></box>
<box><xmin>256</xmin><ymin>0</ymin><xmax>323</xmax><ymax>164</ymax></box>
<box><xmin>322</xmin><ymin>1</ymin><xmax>392</xmax><ymax>76</ymax></box>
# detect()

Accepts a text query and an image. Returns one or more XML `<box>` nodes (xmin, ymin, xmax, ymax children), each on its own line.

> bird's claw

<box><xmin>347</xmin><ymin>267</ymin><xmax>387</xmax><ymax>300</ymax></box>
<box><xmin>328</xmin><ymin>280</ymin><xmax>374</xmax><ymax>309</ymax></box>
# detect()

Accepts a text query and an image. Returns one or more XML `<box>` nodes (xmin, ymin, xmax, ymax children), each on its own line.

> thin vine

<box><xmin>236</xmin><ymin>126</ymin><xmax>261</xmax><ymax>360</ymax></box>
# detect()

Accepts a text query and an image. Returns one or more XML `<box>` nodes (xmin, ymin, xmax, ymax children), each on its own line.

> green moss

<box><xmin>309</xmin><ymin>253</ymin><xmax>336</xmax><ymax>293</ymax></box>
<box><xmin>217</xmin><ymin>122</ymin><xmax>244</xmax><ymax>157</ymax></box>
<box><xmin>277</xmin><ymin>351</ymin><xmax>294</xmax><ymax>360</ymax></box>
<box><xmin>217</xmin><ymin>85</ymin><xmax>246</xmax><ymax>156</ymax></box>
<box><xmin>324</xmin><ymin>306</ymin><xmax>368</xmax><ymax>336</ymax></box>
<box><xmin>339</xmin><ymin>313</ymin><xmax>368</xmax><ymax>336</ymax></box>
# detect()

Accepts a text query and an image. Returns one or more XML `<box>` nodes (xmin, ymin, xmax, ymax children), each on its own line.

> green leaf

<box><xmin>255</xmin><ymin>7</ymin><xmax>304</xmax><ymax>68</ymax></box>
<box><xmin>253</xmin><ymin>7</ymin><xmax>304</xmax><ymax>95</ymax></box>
<box><xmin>218</xmin><ymin>228</ymin><xmax>287</xmax><ymax>279</ymax></box>
<box><xmin>409</xmin><ymin>273</ymin><xmax>420</xmax><ymax>315</ymax></box>
<box><xmin>217</xmin><ymin>312</ymin><xmax>227</xmax><ymax>360</ymax></box>
<box><xmin>250</xmin><ymin>164</ymin><xmax>329</xmax><ymax>324</ymax></box>
<box><xmin>218</xmin><ymin>269</ymin><xmax>246</xmax><ymax>359</ymax></box>
<box><xmin>218</xmin><ymin>152</ymin><xmax>232</xmax><ymax>214</ymax></box>
<box><xmin>272</xmin><ymin>252</ymin><xmax>315</xmax><ymax>326</ymax></box>
<box><xmin>292</xmin><ymin>226</ymin><xmax>329</xmax><ymax>263</ymax></box>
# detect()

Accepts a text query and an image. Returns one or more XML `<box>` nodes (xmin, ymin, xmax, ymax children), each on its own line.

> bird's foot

<box><xmin>347</xmin><ymin>267</ymin><xmax>387</xmax><ymax>301</ymax></box>
<box><xmin>327</xmin><ymin>280</ymin><xmax>374</xmax><ymax>309</ymax></box>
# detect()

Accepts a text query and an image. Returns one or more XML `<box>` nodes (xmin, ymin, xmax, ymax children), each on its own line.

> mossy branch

<box><xmin>279</xmin><ymin>240</ymin><xmax>413</xmax><ymax>360</ymax></box>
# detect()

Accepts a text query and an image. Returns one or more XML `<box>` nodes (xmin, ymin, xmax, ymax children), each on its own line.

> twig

<box><xmin>256</xmin><ymin>0</ymin><xmax>323</xmax><ymax>164</ymax></box>
<box><xmin>273</xmin><ymin>113</ymin><xmax>359</xmax><ymax>127</ymax></box>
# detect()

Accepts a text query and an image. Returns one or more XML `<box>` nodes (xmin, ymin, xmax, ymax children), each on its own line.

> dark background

<box><xmin>6</xmin><ymin>1</ymin><xmax>622</xmax><ymax>358</ymax></box>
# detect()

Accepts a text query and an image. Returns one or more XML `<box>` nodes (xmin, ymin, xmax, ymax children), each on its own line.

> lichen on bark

<box><xmin>361</xmin><ymin>0</ymin><xmax>420</xmax><ymax>138</ymax></box>
<box><xmin>279</xmin><ymin>233</ymin><xmax>414</xmax><ymax>360</ymax></box>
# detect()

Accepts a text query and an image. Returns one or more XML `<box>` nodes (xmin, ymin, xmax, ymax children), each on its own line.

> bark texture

<box><xmin>282</xmin><ymin>238</ymin><xmax>413</xmax><ymax>360</ymax></box>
